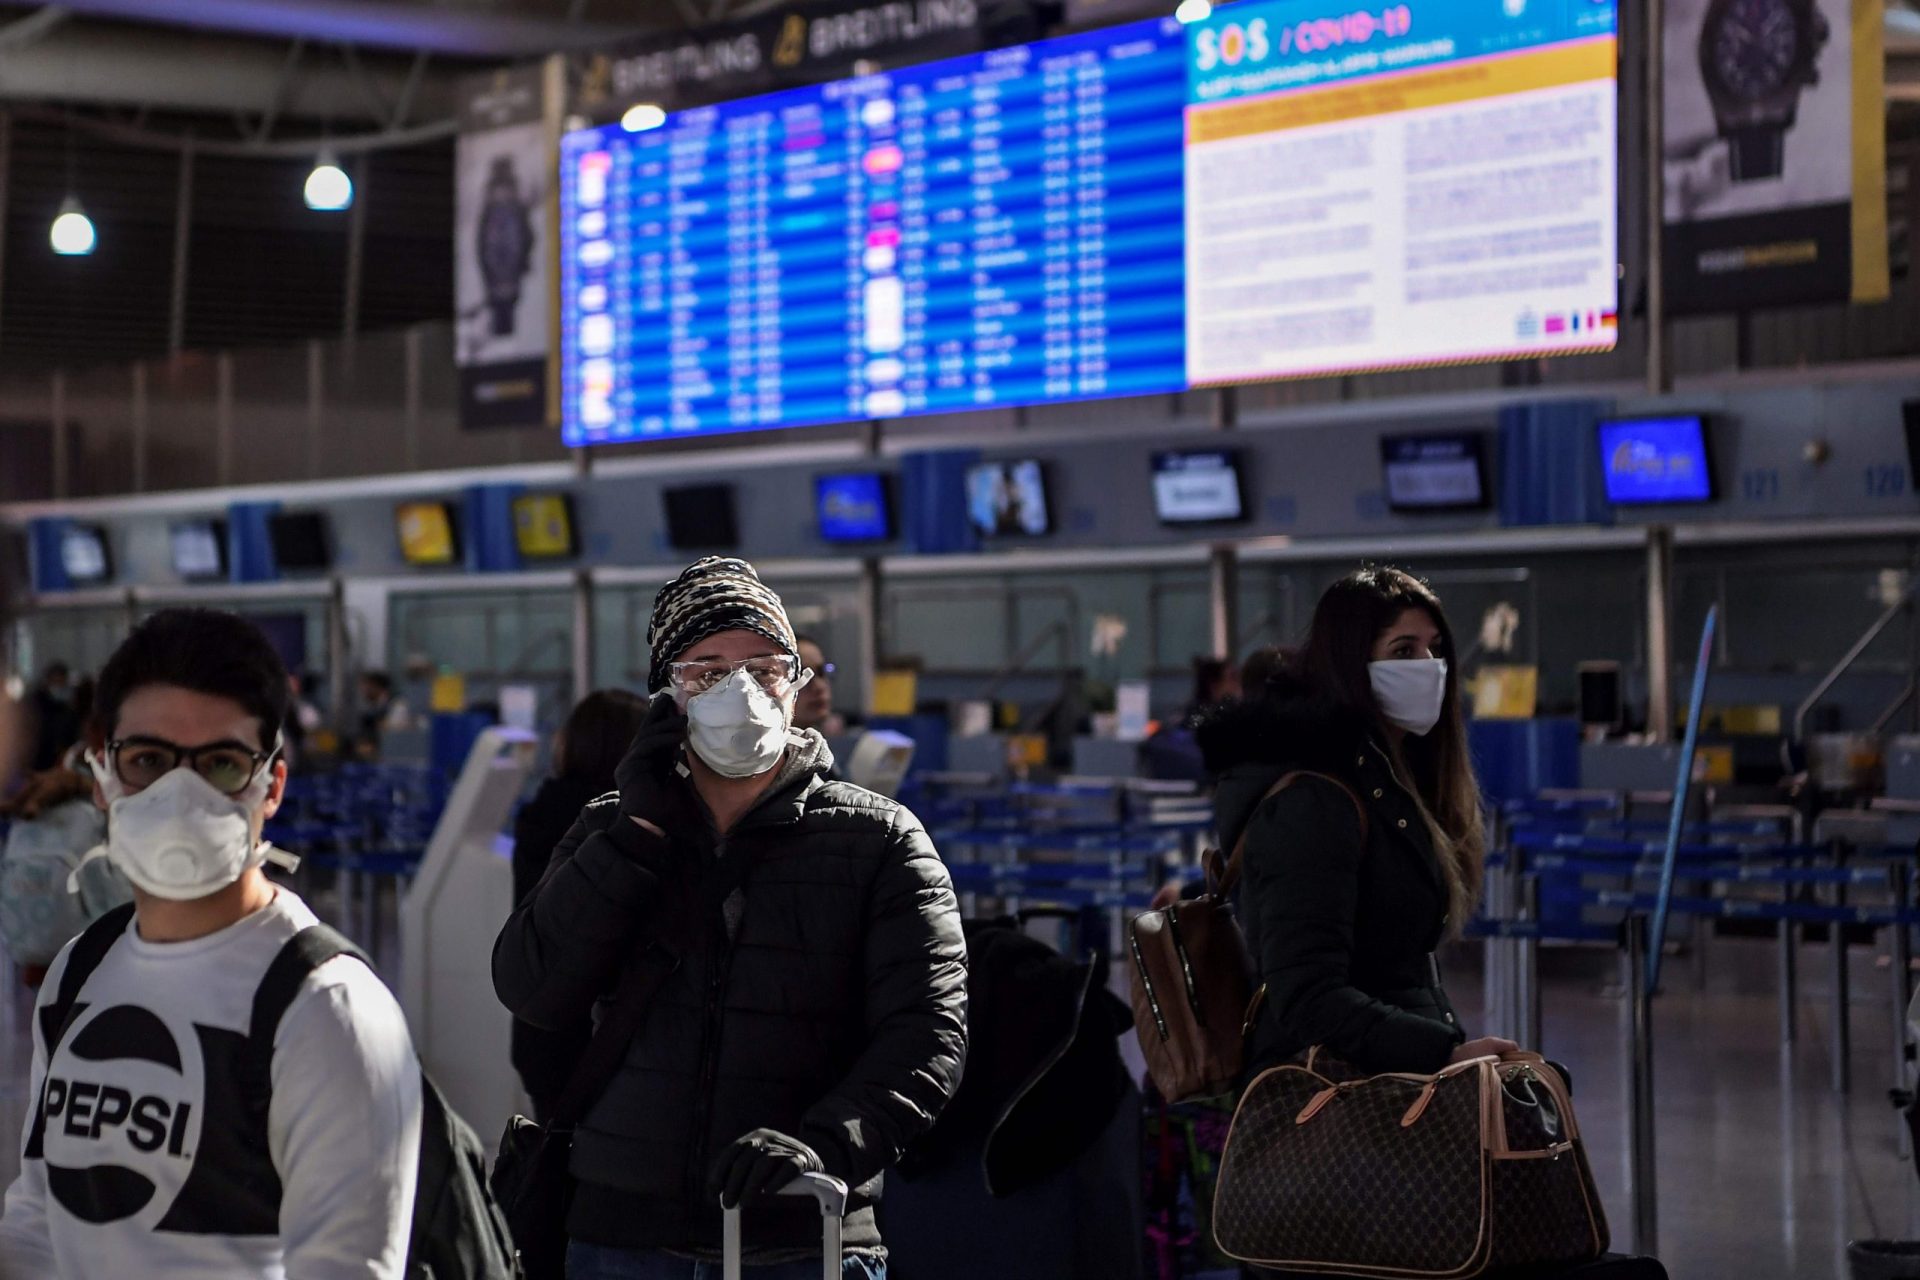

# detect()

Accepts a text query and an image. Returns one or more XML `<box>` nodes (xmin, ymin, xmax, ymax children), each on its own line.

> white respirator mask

<box><xmin>684</xmin><ymin>667</ymin><xmax>808</xmax><ymax>779</ymax></box>
<box><xmin>1368</xmin><ymin>658</ymin><xmax>1449</xmax><ymax>738</ymax></box>
<box><xmin>80</xmin><ymin>749</ymin><xmax>286</xmax><ymax>900</ymax></box>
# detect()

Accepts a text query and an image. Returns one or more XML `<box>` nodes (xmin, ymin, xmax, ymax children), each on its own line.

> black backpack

<box><xmin>48</xmin><ymin>904</ymin><xmax>520</xmax><ymax>1280</ymax></box>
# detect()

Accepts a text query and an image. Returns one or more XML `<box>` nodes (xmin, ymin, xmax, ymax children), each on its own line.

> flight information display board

<box><xmin>560</xmin><ymin>0</ymin><xmax>1617</xmax><ymax>445</ymax></box>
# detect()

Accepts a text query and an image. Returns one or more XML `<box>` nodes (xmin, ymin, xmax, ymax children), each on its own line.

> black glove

<box><xmin>709</xmin><ymin>1129</ymin><xmax>824</xmax><ymax>1210</ymax></box>
<box><xmin>614</xmin><ymin>691</ymin><xmax>685</xmax><ymax>820</ymax></box>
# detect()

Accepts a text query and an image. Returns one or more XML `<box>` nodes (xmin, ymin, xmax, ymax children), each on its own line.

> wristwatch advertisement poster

<box><xmin>455</xmin><ymin>63</ymin><xmax>556</xmax><ymax>430</ymax></box>
<box><xmin>1660</xmin><ymin>0</ymin><xmax>1887</xmax><ymax>313</ymax></box>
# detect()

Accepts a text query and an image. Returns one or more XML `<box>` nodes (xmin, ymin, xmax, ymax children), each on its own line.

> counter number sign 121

<box><xmin>1194</xmin><ymin>6</ymin><xmax>1414</xmax><ymax>70</ymax></box>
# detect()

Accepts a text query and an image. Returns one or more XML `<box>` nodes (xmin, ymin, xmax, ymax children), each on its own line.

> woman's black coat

<box><xmin>1195</xmin><ymin>676</ymin><xmax>1466</xmax><ymax>1076</ymax></box>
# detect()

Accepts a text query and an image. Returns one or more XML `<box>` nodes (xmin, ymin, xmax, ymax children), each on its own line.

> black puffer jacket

<box><xmin>492</xmin><ymin>731</ymin><xmax>968</xmax><ymax>1261</ymax></box>
<box><xmin>1195</xmin><ymin>676</ymin><xmax>1465</xmax><ymax>1077</ymax></box>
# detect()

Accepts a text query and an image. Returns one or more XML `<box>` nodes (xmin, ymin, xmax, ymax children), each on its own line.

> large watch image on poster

<box><xmin>1662</xmin><ymin>0</ymin><xmax>1889</xmax><ymax>312</ymax></box>
<box><xmin>456</xmin><ymin>65</ymin><xmax>554</xmax><ymax>429</ymax></box>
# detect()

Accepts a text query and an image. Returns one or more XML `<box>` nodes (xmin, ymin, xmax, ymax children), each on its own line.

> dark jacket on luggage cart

<box><xmin>1196</xmin><ymin>680</ymin><xmax>1466</xmax><ymax>1077</ymax></box>
<box><xmin>492</xmin><ymin>732</ymin><xmax>969</xmax><ymax>1263</ymax></box>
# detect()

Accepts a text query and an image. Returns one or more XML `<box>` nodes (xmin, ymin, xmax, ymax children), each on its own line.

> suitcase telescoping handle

<box><xmin>722</xmin><ymin>1170</ymin><xmax>850</xmax><ymax>1280</ymax></box>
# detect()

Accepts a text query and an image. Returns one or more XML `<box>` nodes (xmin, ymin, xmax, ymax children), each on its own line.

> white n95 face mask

<box><xmin>685</xmin><ymin>668</ymin><xmax>804</xmax><ymax>779</ymax></box>
<box><xmin>1368</xmin><ymin>658</ymin><xmax>1449</xmax><ymax>737</ymax></box>
<box><xmin>85</xmin><ymin>753</ymin><xmax>276</xmax><ymax>900</ymax></box>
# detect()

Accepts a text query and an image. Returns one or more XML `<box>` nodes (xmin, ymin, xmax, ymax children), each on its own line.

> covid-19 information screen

<box><xmin>560</xmin><ymin>0</ymin><xmax>1618</xmax><ymax>445</ymax></box>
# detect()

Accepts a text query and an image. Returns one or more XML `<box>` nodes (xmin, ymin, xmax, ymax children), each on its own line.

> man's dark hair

<box><xmin>42</xmin><ymin>661</ymin><xmax>70</xmax><ymax>683</ymax></box>
<box><xmin>93</xmin><ymin>609</ymin><xmax>292</xmax><ymax>747</ymax></box>
<box><xmin>361</xmin><ymin>671</ymin><xmax>394</xmax><ymax>695</ymax></box>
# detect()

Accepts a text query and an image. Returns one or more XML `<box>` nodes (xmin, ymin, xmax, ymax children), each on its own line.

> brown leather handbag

<box><xmin>1212</xmin><ymin>1048</ymin><xmax>1609</xmax><ymax>1277</ymax></box>
<box><xmin>1127</xmin><ymin>772</ymin><xmax>1365</xmax><ymax>1103</ymax></box>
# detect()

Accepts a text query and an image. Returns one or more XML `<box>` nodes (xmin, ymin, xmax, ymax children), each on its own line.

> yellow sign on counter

<box><xmin>869</xmin><ymin>669</ymin><xmax>918</xmax><ymax>717</ymax></box>
<box><xmin>1007</xmin><ymin>734</ymin><xmax>1049</xmax><ymax>769</ymax></box>
<box><xmin>1472</xmin><ymin>666</ymin><xmax>1539</xmax><ymax>720</ymax></box>
<box><xmin>430</xmin><ymin>672</ymin><xmax>467</xmax><ymax>713</ymax></box>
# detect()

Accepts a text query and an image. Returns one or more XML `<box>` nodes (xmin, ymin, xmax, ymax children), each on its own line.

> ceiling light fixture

<box><xmin>50</xmin><ymin>195</ymin><xmax>96</xmax><ymax>256</ymax></box>
<box><xmin>304</xmin><ymin>151</ymin><xmax>353</xmax><ymax>212</ymax></box>
<box><xmin>621</xmin><ymin>103</ymin><xmax>668</xmax><ymax>132</ymax></box>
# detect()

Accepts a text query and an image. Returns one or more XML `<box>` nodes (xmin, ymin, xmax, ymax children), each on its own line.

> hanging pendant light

<box><xmin>620</xmin><ymin>103</ymin><xmax>667</xmax><ymax>133</ymax></box>
<box><xmin>50</xmin><ymin>195</ymin><xmax>95</xmax><ymax>256</ymax></box>
<box><xmin>52</xmin><ymin>110</ymin><xmax>95</xmax><ymax>256</ymax></box>
<box><xmin>305</xmin><ymin>150</ymin><xmax>353</xmax><ymax>212</ymax></box>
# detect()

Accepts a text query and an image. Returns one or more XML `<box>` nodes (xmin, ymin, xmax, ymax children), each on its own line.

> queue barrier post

<box><xmin>1623</xmin><ymin>914</ymin><xmax>1658</xmax><ymax>1258</ymax></box>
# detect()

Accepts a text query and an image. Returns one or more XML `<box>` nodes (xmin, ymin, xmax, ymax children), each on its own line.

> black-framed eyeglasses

<box><xmin>667</xmin><ymin>655</ymin><xmax>806</xmax><ymax>697</ymax></box>
<box><xmin>107</xmin><ymin>736</ymin><xmax>278</xmax><ymax>796</ymax></box>
<box><xmin>815</xmin><ymin>662</ymin><xmax>837</xmax><ymax>678</ymax></box>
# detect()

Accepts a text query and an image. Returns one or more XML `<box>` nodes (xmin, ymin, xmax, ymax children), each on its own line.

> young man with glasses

<box><xmin>0</xmin><ymin>608</ymin><xmax>421</xmax><ymax>1279</ymax></box>
<box><xmin>494</xmin><ymin>556</ymin><xmax>967</xmax><ymax>1279</ymax></box>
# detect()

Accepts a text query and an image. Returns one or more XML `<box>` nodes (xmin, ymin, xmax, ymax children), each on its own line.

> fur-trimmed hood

<box><xmin>1193</xmin><ymin>670</ymin><xmax>1379</xmax><ymax>856</ymax></box>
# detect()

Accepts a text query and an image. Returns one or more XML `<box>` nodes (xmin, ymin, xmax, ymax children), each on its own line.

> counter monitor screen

<box><xmin>1381</xmin><ymin>434</ymin><xmax>1488</xmax><ymax>512</ymax></box>
<box><xmin>816</xmin><ymin>473</ymin><xmax>893</xmax><ymax>543</ymax></box>
<box><xmin>61</xmin><ymin>525</ymin><xmax>110</xmax><ymax>585</ymax></box>
<box><xmin>513</xmin><ymin>493</ymin><xmax>578</xmax><ymax>559</ymax></box>
<box><xmin>170</xmin><ymin>520</ymin><xmax>227</xmax><ymax>581</ymax></box>
<box><xmin>966</xmin><ymin>460</ymin><xmax>1051</xmax><ymax>537</ymax></box>
<box><xmin>395</xmin><ymin>502</ymin><xmax>459</xmax><ymax>567</ymax></box>
<box><xmin>269</xmin><ymin>512</ymin><xmax>333</xmax><ymax>573</ymax></box>
<box><xmin>663</xmin><ymin>483</ymin><xmax>739</xmax><ymax>550</ymax></box>
<box><xmin>559</xmin><ymin>0</ymin><xmax>1618</xmax><ymax>445</ymax></box>
<box><xmin>1152</xmin><ymin>450</ymin><xmax>1245</xmax><ymax>524</ymax></box>
<box><xmin>1599</xmin><ymin>417</ymin><xmax>1714</xmax><ymax>505</ymax></box>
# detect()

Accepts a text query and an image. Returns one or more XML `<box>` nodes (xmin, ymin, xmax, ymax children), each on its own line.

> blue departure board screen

<box><xmin>561</xmin><ymin>18</ymin><xmax>1188</xmax><ymax>444</ymax></box>
<box><xmin>561</xmin><ymin>1</ymin><xmax>1619</xmax><ymax>445</ymax></box>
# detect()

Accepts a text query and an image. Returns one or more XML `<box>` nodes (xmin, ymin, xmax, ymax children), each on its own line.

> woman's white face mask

<box><xmin>681</xmin><ymin>667</ymin><xmax>810</xmax><ymax>779</ymax></box>
<box><xmin>85</xmin><ymin>752</ymin><xmax>277</xmax><ymax>900</ymax></box>
<box><xmin>1368</xmin><ymin>658</ymin><xmax>1449</xmax><ymax>737</ymax></box>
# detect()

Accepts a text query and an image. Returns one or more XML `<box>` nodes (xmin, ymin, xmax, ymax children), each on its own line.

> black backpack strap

<box><xmin>25</xmin><ymin>903</ymin><xmax>139</xmax><ymax>1161</ymax></box>
<box><xmin>41</xmin><ymin>902</ymin><xmax>137</xmax><ymax>1052</ymax></box>
<box><xmin>249</xmin><ymin>924</ymin><xmax>370</xmax><ymax>1052</ymax></box>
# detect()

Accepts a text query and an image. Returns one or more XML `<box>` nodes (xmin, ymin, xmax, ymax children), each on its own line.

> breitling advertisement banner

<box><xmin>1662</xmin><ymin>0</ymin><xmax>1889</xmax><ymax>313</ymax></box>
<box><xmin>455</xmin><ymin>62</ymin><xmax>558</xmax><ymax>430</ymax></box>
<box><xmin>569</xmin><ymin>0</ymin><xmax>984</xmax><ymax>120</ymax></box>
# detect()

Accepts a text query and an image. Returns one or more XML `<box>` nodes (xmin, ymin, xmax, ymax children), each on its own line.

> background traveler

<box><xmin>508</xmin><ymin>687</ymin><xmax>649</xmax><ymax>1122</ymax></box>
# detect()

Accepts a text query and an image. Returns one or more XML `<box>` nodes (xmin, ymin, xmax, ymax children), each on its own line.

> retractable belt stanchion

<box><xmin>1831</xmin><ymin>839</ymin><xmax>1851</xmax><ymax>1096</ymax></box>
<box><xmin>1778</xmin><ymin>914</ymin><xmax>1798</xmax><ymax>1044</ymax></box>
<box><xmin>1892</xmin><ymin>861</ymin><xmax>1913</xmax><ymax>1159</ymax></box>
<box><xmin>1520</xmin><ymin>871</ymin><xmax>1543</xmax><ymax>1053</ymax></box>
<box><xmin>1624</xmin><ymin>914</ymin><xmax>1658</xmax><ymax>1258</ymax></box>
<box><xmin>1627</xmin><ymin>604</ymin><xmax>1709</xmax><ymax>1260</ymax></box>
<box><xmin>1483</xmin><ymin>812</ymin><xmax>1510</xmax><ymax>1039</ymax></box>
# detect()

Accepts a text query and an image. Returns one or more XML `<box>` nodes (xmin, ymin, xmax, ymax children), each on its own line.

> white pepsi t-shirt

<box><xmin>0</xmin><ymin>889</ymin><xmax>421</xmax><ymax>1279</ymax></box>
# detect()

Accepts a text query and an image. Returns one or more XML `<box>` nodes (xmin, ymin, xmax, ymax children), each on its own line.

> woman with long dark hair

<box><xmin>508</xmin><ymin>688</ymin><xmax>649</xmax><ymax>1119</ymax></box>
<box><xmin>1195</xmin><ymin>566</ymin><xmax>1513</xmax><ymax>1076</ymax></box>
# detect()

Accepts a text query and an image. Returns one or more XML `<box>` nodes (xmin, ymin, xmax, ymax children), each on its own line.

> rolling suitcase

<box><xmin>723</xmin><ymin>1171</ymin><xmax>849</xmax><ymax>1280</ymax></box>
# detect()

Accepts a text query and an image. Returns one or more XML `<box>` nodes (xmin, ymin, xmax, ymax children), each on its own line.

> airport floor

<box><xmin>2</xmin><ymin>920</ymin><xmax>1916</xmax><ymax>1279</ymax></box>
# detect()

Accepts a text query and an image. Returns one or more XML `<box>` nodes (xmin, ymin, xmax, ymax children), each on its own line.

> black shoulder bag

<box><xmin>491</xmin><ymin>841</ymin><xmax>746</xmax><ymax>1280</ymax></box>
